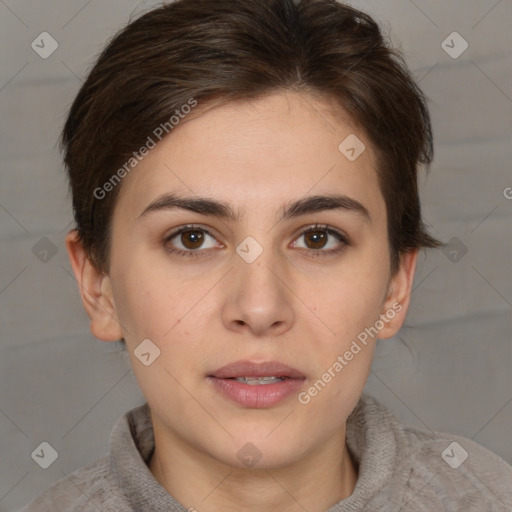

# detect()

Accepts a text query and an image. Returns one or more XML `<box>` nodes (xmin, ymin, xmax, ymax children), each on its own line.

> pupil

<box><xmin>307</xmin><ymin>230</ymin><xmax>326</xmax><ymax>249</ymax></box>
<box><xmin>182</xmin><ymin>230</ymin><xmax>204</xmax><ymax>249</ymax></box>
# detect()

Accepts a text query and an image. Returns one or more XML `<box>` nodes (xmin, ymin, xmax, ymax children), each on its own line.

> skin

<box><xmin>66</xmin><ymin>91</ymin><xmax>417</xmax><ymax>512</ymax></box>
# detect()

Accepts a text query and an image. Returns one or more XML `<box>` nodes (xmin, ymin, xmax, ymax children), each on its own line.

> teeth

<box><xmin>234</xmin><ymin>376</ymin><xmax>285</xmax><ymax>385</ymax></box>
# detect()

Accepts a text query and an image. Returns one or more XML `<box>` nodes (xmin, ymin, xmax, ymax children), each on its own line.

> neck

<box><xmin>148</xmin><ymin>417</ymin><xmax>358</xmax><ymax>512</ymax></box>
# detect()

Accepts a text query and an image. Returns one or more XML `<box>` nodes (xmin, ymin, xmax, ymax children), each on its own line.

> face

<box><xmin>69</xmin><ymin>91</ymin><xmax>416</xmax><ymax>470</ymax></box>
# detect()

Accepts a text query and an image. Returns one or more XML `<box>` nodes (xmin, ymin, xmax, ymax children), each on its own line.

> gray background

<box><xmin>0</xmin><ymin>0</ymin><xmax>511</xmax><ymax>509</ymax></box>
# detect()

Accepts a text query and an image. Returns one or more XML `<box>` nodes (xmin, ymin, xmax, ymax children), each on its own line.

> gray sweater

<box><xmin>17</xmin><ymin>393</ymin><xmax>512</xmax><ymax>511</ymax></box>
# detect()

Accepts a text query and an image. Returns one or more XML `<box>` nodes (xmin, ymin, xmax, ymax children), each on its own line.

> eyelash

<box><xmin>163</xmin><ymin>223</ymin><xmax>350</xmax><ymax>259</ymax></box>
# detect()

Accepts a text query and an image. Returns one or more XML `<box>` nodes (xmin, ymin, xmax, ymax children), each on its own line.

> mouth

<box><xmin>208</xmin><ymin>360</ymin><xmax>306</xmax><ymax>408</ymax></box>
<box><xmin>231</xmin><ymin>376</ymin><xmax>287</xmax><ymax>385</ymax></box>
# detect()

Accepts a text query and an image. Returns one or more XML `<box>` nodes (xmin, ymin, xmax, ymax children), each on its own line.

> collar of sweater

<box><xmin>109</xmin><ymin>393</ymin><xmax>404</xmax><ymax>511</ymax></box>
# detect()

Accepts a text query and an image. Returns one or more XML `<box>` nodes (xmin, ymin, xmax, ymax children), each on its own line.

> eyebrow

<box><xmin>137</xmin><ymin>193</ymin><xmax>371</xmax><ymax>224</ymax></box>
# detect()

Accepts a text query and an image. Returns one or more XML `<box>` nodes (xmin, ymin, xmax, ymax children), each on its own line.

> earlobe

<box><xmin>378</xmin><ymin>250</ymin><xmax>419</xmax><ymax>339</ymax></box>
<box><xmin>65</xmin><ymin>229</ymin><xmax>123</xmax><ymax>342</ymax></box>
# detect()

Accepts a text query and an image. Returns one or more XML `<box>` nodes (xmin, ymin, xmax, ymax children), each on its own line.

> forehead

<box><xmin>113</xmin><ymin>91</ymin><xmax>385</xmax><ymax>225</ymax></box>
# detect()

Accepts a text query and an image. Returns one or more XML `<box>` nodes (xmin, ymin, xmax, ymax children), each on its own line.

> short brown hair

<box><xmin>61</xmin><ymin>0</ymin><xmax>441</xmax><ymax>275</ymax></box>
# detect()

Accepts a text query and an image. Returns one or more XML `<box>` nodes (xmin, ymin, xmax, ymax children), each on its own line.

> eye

<box><xmin>291</xmin><ymin>224</ymin><xmax>350</xmax><ymax>257</ymax></box>
<box><xmin>163</xmin><ymin>223</ymin><xmax>350</xmax><ymax>259</ymax></box>
<box><xmin>163</xmin><ymin>225</ymin><xmax>221</xmax><ymax>258</ymax></box>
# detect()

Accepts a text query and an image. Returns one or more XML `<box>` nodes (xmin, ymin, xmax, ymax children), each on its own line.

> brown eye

<box><xmin>179</xmin><ymin>229</ymin><xmax>205</xmax><ymax>250</ymax></box>
<box><xmin>292</xmin><ymin>224</ymin><xmax>350</xmax><ymax>256</ymax></box>
<box><xmin>163</xmin><ymin>225</ymin><xmax>220</xmax><ymax>258</ymax></box>
<box><xmin>303</xmin><ymin>229</ymin><xmax>328</xmax><ymax>250</ymax></box>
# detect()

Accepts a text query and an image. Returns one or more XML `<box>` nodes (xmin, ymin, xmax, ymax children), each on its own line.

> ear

<box><xmin>378</xmin><ymin>249</ymin><xmax>418</xmax><ymax>339</ymax></box>
<box><xmin>65</xmin><ymin>229</ymin><xmax>123</xmax><ymax>342</ymax></box>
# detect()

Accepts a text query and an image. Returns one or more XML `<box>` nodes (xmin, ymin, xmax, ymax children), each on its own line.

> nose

<box><xmin>221</xmin><ymin>253</ymin><xmax>295</xmax><ymax>338</ymax></box>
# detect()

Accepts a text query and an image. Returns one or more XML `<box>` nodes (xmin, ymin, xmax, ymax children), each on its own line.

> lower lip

<box><xmin>208</xmin><ymin>377</ymin><xmax>305</xmax><ymax>408</ymax></box>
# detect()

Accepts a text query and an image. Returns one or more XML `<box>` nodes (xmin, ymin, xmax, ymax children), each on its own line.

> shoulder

<box><xmin>401</xmin><ymin>426</ymin><xmax>512</xmax><ymax>506</ymax></box>
<box><xmin>357</xmin><ymin>394</ymin><xmax>512</xmax><ymax>510</ymax></box>
<box><xmin>14</xmin><ymin>455</ymin><xmax>131</xmax><ymax>512</ymax></box>
<box><xmin>14</xmin><ymin>405</ymin><xmax>152</xmax><ymax>511</ymax></box>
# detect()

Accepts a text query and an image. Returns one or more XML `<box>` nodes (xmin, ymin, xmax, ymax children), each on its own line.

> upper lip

<box><xmin>209</xmin><ymin>360</ymin><xmax>306</xmax><ymax>379</ymax></box>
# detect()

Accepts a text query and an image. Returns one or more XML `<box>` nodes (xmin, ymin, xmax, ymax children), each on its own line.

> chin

<box><xmin>213</xmin><ymin>433</ymin><xmax>307</xmax><ymax>471</ymax></box>
<box><xmin>221</xmin><ymin>448</ymin><xmax>302</xmax><ymax>471</ymax></box>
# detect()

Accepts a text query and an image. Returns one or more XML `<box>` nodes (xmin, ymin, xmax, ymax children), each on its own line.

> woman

<box><xmin>18</xmin><ymin>0</ymin><xmax>512</xmax><ymax>510</ymax></box>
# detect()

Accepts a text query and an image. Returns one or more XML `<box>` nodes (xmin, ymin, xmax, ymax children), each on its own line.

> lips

<box><xmin>209</xmin><ymin>360</ymin><xmax>306</xmax><ymax>380</ymax></box>
<box><xmin>208</xmin><ymin>360</ymin><xmax>306</xmax><ymax>408</ymax></box>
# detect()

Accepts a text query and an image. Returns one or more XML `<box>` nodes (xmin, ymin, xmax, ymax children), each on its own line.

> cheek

<box><xmin>317</xmin><ymin>259</ymin><xmax>389</xmax><ymax>338</ymax></box>
<box><xmin>111</xmin><ymin>252</ymin><xmax>213</xmax><ymax>348</ymax></box>
<box><xmin>110</xmin><ymin>254</ymin><xmax>173</xmax><ymax>341</ymax></box>
<box><xmin>299</xmin><ymin>270</ymin><xmax>387</xmax><ymax>424</ymax></box>
<box><xmin>303</xmin><ymin>250</ymin><xmax>390</xmax><ymax>388</ymax></box>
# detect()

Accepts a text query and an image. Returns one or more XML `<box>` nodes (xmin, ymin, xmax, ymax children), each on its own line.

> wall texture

<box><xmin>0</xmin><ymin>0</ymin><xmax>511</xmax><ymax>509</ymax></box>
